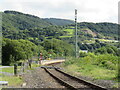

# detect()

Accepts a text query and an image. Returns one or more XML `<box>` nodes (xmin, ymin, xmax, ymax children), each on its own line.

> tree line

<box><xmin>2</xmin><ymin>38</ymin><xmax>74</xmax><ymax>65</ymax></box>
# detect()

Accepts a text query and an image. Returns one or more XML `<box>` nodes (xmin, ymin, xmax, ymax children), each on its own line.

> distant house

<box><xmin>79</xmin><ymin>50</ymin><xmax>88</xmax><ymax>53</ymax></box>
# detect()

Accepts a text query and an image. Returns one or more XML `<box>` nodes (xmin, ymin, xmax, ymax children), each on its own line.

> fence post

<box><xmin>14</xmin><ymin>63</ymin><xmax>17</xmax><ymax>76</ymax></box>
<box><xmin>23</xmin><ymin>63</ymin><xmax>25</xmax><ymax>72</ymax></box>
<box><xmin>28</xmin><ymin>60</ymin><xmax>32</xmax><ymax>68</ymax></box>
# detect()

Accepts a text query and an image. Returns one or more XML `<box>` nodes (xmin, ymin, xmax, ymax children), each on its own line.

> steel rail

<box><xmin>43</xmin><ymin>66</ymin><xmax>108</xmax><ymax>90</ymax></box>
<box><xmin>55</xmin><ymin>68</ymin><xmax>108</xmax><ymax>90</ymax></box>
<box><xmin>44</xmin><ymin>68</ymin><xmax>77</xmax><ymax>90</ymax></box>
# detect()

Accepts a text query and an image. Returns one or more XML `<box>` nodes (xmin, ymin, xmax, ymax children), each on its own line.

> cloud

<box><xmin>0</xmin><ymin>0</ymin><xmax>119</xmax><ymax>23</ymax></box>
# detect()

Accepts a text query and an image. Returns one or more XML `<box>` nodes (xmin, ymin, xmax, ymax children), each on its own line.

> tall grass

<box><xmin>63</xmin><ymin>53</ymin><xmax>119</xmax><ymax>81</ymax></box>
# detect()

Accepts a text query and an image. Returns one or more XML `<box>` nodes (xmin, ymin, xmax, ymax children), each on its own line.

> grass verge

<box><xmin>64</xmin><ymin>64</ymin><xmax>116</xmax><ymax>80</ymax></box>
<box><xmin>1</xmin><ymin>63</ymin><xmax>40</xmax><ymax>87</ymax></box>
<box><xmin>1</xmin><ymin>75</ymin><xmax>23</xmax><ymax>87</ymax></box>
<box><xmin>63</xmin><ymin>56</ymin><xmax>119</xmax><ymax>88</ymax></box>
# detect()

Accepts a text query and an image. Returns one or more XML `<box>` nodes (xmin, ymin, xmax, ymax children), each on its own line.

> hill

<box><xmin>2</xmin><ymin>10</ymin><xmax>119</xmax><ymax>42</ymax></box>
<box><xmin>80</xmin><ymin>28</ymin><xmax>97</xmax><ymax>37</ymax></box>
<box><xmin>2</xmin><ymin>10</ymin><xmax>53</xmax><ymax>39</ymax></box>
<box><xmin>2</xmin><ymin>10</ymin><xmax>52</xmax><ymax>30</ymax></box>
<box><xmin>43</xmin><ymin>18</ymin><xmax>74</xmax><ymax>26</ymax></box>
<box><xmin>76</xmin><ymin>22</ymin><xmax>118</xmax><ymax>38</ymax></box>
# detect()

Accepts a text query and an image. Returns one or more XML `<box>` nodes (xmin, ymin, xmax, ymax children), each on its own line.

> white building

<box><xmin>79</xmin><ymin>50</ymin><xmax>88</xmax><ymax>53</ymax></box>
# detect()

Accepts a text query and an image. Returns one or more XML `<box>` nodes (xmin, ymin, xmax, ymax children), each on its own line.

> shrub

<box><xmin>100</xmin><ymin>61</ymin><xmax>117</xmax><ymax>70</ymax></box>
<box><xmin>79</xmin><ymin>52</ymin><xmax>88</xmax><ymax>57</ymax></box>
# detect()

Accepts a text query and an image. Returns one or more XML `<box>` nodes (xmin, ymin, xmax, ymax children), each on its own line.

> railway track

<box><xmin>42</xmin><ymin>66</ymin><xmax>108</xmax><ymax>90</ymax></box>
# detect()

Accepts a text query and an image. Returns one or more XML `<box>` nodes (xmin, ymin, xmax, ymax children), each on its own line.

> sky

<box><xmin>0</xmin><ymin>0</ymin><xmax>119</xmax><ymax>23</ymax></box>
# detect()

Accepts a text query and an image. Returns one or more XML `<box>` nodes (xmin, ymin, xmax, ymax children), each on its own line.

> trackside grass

<box><xmin>63</xmin><ymin>54</ymin><xmax>119</xmax><ymax>88</ymax></box>
<box><xmin>2</xmin><ymin>67</ymin><xmax>14</xmax><ymax>73</ymax></box>
<box><xmin>1</xmin><ymin>63</ymin><xmax>40</xmax><ymax>87</ymax></box>
<box><xmin>1</xmin><ymin>75</ymin><xmax>23</xmax><ymax>87</ymax></box>
<box><xmin>64</xmin><ymin>64</ymin><xmax>116</xmax><ymax>80</ymax></box>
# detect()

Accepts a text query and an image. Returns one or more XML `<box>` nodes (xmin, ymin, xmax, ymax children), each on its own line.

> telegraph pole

<box><xmin>75</xmin><ymin>9</ymin><xmax>78</xmax><ymax>58</ymax></box>
<box><xmin>38</xmin><ymin>33</ymin><xmax>40</xmax><ymax>61</ymax></box>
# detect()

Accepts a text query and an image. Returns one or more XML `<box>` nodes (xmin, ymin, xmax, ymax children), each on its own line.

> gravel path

<box><xmin>21</xmin><ymin>67</ymin><xmax>65</xmax><ymax>88</ymax></box>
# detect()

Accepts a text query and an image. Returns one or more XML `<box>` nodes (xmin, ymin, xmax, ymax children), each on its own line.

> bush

<box><xmin>79</xmin><ymin>52</ymin><xmax>88</xmax><ymax>57</ymax></box>
<box><xmin>100</xmin><ymin>61</ymin><xmax>117</xmax><ymax>70</ymax></box>
<box><xmin>64</xmin><ymin>53</ymin><xmax>119</xmax><ymax>71</ymax></box>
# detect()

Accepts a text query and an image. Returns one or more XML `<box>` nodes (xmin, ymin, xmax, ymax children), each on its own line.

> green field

<box><xmin>59</xmin><ymin>28</ymin><xmax>74</xmax><ymax>38</ymax></box>
<box><xmin>59</xmin><ymin>35</ymin><xmax>72</xmax><ymax>38</ymax></box>
<box><xmin>98</xmin><ymin>39</ymin><xmax>118</xmax><ymax>42</ymax></box>
<box><xmin>64</xmin><ymin>29</ymin><xmax>74</xmax><ymax>35</ymax></box>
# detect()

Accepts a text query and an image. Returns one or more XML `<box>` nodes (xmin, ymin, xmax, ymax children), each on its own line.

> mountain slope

<box><xmin>2</xmin><ymin>10</ymin><xmax>119</xmax><ymax>41</ymax></box>
<box><xmin>2</xmin><ymin>10</ymin><xmax>52</xmax><ymax>31</ymax></box>
<box><xmin>76</xmin><ymin>22</ymin><xmax>118</xmax><ymax>38</ymax></box>
<box><xmin>43</xmin><ymin>18</ymin><xmax>74</xmax><ymax>26</ymax></box>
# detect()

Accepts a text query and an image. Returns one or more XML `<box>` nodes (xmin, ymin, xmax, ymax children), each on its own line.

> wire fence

<box><xmin>14</xmin><ymin>57</ymin><xmax>65</xmax><ymax>76</ymax></box>
<box><xmin>15</xmin><ymin>60</ymin><xmax>33</xmax><ymax>75</ymax></box>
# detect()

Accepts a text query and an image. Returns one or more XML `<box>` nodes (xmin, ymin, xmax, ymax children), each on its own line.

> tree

<box><xmin>95</xmin><ymin>39</ymin><xmax>100</xmax><ymax>43</ymax></box>
<box><xmin>2</xmin><ymin>38</ymin><xmax>37</xmax><ymax>65</ymax></box>
<box><xmin>95</xmin><ymin>47</ymin><xmax>107</xmax><ymax>54</ymax></box>
<box><xmin>42</xmin><ymin>38</ymin><xmax>74</xmax><ymax>57</ymax></box>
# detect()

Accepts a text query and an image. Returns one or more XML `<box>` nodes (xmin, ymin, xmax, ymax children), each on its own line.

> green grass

<box><xmin>26</xmin><ymin>63</ymin><xmax>40</xmax><ymax>71</ymax></box>
<box><xmin>83</xmin><ymin>40</ymin><xmax>95</xmax><ymax>43</ymax></box>
<box><xmin>64</xmin><ymin>64</ymin><xmax>117</xmax><ymax>80</ymax></box>
<box><xmin>98</xmin><ymin>39</ymin><xmax>117</xmax><ymax>42</ymax></box>
<box><xmin>59</xmin><ymin>35</ymin><xmax>72</xmax><ymax>38</ymax></box>
<box><xmin>31</xmin><ymin>63</ymin><xmax>40</xmax><ymax>68</ymax></box>
<box><xmin>113</xmin><ymin>84</ymin><xmax>119</xmax><ymax>88</ymax></box>
<box><xmin>63</xmin><ymin>56</ymin><xmax>118</xmax><ymax>82</ymax></box>
<box><xmin>1</xmin><ymin>66</ymin><xmax>23</xmax><ymax>87</ymax></box>
<box><xmin>28</xmin><ymin>37</ymin><xmax>34</xmax><ymax>40</ymax></box>
<box><xmin>0</xmin><ymin>63</ymin><xmax>40</xmax><ymax>87</ymax></box>
<box><xmin>0</xmin><ymin>71</ymin><xmax>23</xmax><ymax>87</ymax></box>
<box><xmin>2</xmin><ymin>63</ymin><xmax>40</xmax><ymax>73</ymax></box>
<box><xmin>2</xmin><ymin>75</ymin><xmax>23</xmax><ymax>86</ymax></box>
<box><xmin>2</xmin><ymin>66</ymin><xmax>21</xmax><ymax>73</ymax></box>
<box><xmin>78</xmin><ymin>64</ymin><xmax>116</xmax><ymax>80</ymax></box>
<box><xmin>2</xmin><ymin>67</ymin><xmax>14</xmax><ymax>73</ymax></box>
<box><xmin>82</xmin><ymin>38</ymin><xmax>118</xmax><ymax>44</ymax></box>
<box><xmin>64</xmin><ymin>29</ymin><xmax>74</xmax><ymax>35</ymax></box>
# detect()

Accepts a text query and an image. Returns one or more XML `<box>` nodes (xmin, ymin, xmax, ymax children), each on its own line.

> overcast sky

<box><xmin>0</xmin><ymin>0</ymin><xmax>119</xmax><ymax>23</ymax></box>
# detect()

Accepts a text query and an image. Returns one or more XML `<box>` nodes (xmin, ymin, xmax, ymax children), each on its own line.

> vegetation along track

<box><xmin>42</xmin><ymin>66</ymin><xmax>108</xmax><ymax>90</ymax></box>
